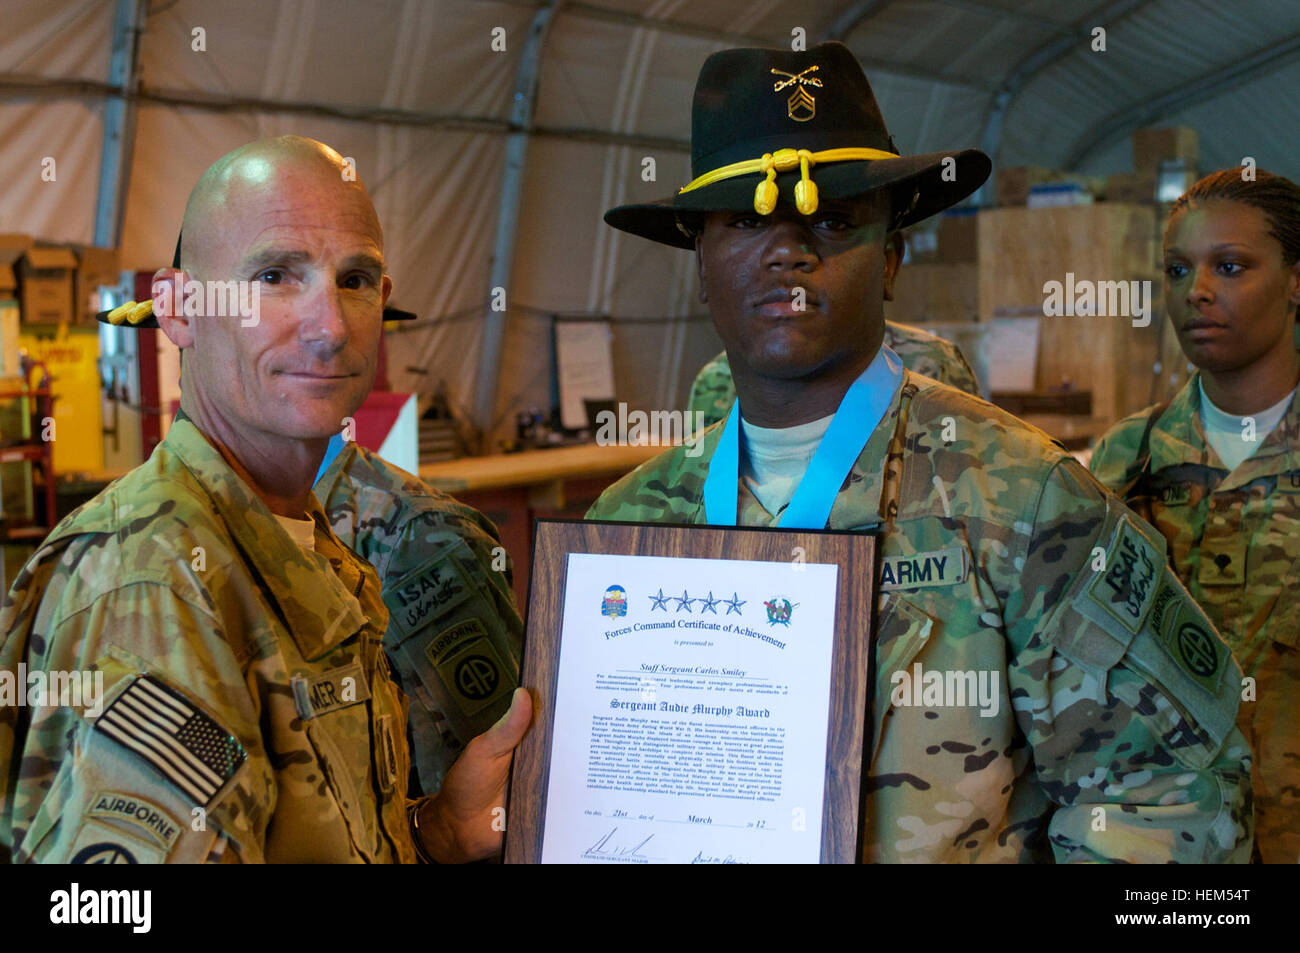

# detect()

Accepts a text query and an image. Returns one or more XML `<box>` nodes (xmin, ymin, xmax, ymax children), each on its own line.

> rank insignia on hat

<box><xmin>95</xmin><ymin>675</ymin><xmax>246</xmax><ymax>807</ymax></box>
<box><xmin>771</xmin><ymin>65</ymin><xmax>821</xmax><ymax>121</ymax></box>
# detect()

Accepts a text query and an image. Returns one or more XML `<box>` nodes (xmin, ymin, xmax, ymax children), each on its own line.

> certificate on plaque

<box><xmin>504</xmin><ymin>519</ymin><xmax>875</xmax><ymax>864</ymax></box>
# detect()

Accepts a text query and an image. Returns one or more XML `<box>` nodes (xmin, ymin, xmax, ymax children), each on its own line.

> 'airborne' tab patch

<box><xmin>1086</xmin><ymin>518</ymin><xmax>1161</xmax><ymax>635</ymax></box>
<box><xmin>94</xmin><ymin>675</ymin><xmax>246</xmax><ymax>808</ymax></box>
<box><xmin>88</xmin><ymin>791</ymin><xmax>182</xmax><ymax>850</ymax></box>
<box><xmin>879</xmin><ymin>547</ymin><xmax>967</xmax><ymax>591</ymax></box>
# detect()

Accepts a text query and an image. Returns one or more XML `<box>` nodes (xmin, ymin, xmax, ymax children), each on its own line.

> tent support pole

<box><xmin>93</xmin><ymin>0</ymin><xmax>146</xmax><ymax>248</ymax></box>
<box><xmin>471</xmin><ymin>1</ymin><xmax>560</xmax><ymax>449</ymax></box>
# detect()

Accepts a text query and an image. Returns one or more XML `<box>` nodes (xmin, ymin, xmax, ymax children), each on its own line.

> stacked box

<box><xmin>1133</xmin><ymin>126</ymin><xmax>1198</xmax><ymax>176</ymax></box>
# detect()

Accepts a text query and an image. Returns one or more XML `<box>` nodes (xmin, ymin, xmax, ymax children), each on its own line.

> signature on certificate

<box><xmin>582</xmin><ymin>827</ymin><xmax>655</xmax><ymax>862</ymax></box>
<box><xmin>690</xmin><ymin>851</ymin><xmax>748</xmax><ymax>864</ymax></box>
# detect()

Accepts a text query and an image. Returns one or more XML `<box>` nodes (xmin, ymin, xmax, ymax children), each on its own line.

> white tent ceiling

<box><xmin>3</xmin><ymin>0</ymin><xmax>1298</xmax><ymax>447</ymax></box>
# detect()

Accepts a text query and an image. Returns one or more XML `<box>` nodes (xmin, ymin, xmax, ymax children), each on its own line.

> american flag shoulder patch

<box><xmin>94</xmin><ymin>674</ymin><xmax>247</xmax><ymax>807</ymax></box>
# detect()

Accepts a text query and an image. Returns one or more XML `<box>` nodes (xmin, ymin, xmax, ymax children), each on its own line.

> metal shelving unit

<box><xmin>0</xmin><ymin>360</ymin><xmax>56</xmax><ymax>546</ymax></box>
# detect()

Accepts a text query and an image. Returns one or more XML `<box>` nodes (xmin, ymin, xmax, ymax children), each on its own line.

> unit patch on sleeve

<box><xmin>94</xmin><ymin>675</ymin><xmax>246</xmax><ymax>808</ymax></box>
<box><xmin>1146</xmin><ymin>580</ymin><xmax>1227</xmax><ymax>695</ymax></box>
<box><xmin>423</xmin><ymin>618</ymin><xmax>512</xmax><ymax>717</ymax></box>
<box><xmin>67</xmin><ymin>819</ymin><xmax>162</xmax><ymax>864</ymax></box>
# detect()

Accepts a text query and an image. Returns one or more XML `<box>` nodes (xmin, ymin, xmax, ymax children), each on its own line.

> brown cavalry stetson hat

<box><xmin>604</xmin><ymin>42</ymin><xmax>991</xmax><ymax>249</ymax></box>
<box><xmin>95</xmin><ymin>232</ymin><xmax>418</xmax><ymax>328</ymax></box>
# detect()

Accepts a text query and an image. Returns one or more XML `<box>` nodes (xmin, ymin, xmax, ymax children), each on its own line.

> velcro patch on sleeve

<box><xmin>424</xmin><ymin>619</ymin><xmax>512</xmax><ymax>717</ymax></box>
<box><xmin>290</xmin><ymin>659</ymin><xmax>371</xmax><ymax>720</ymax></box>
<box><xmin>878</xmin><ymin>547</ymin><xmax>967</xmax><ymax>591</ymax></box>
<box><xmin>383</xmin><ymin>552</ymin><xmax>473</xmax><ymax>642</ymax></box>
<box><xmin>87</xmin><ymin>791</ymin><xmax>182</xmax><ymax>850</ymax></box>
<box><xmin>93</xmin><ymin>675</ymin><xmax>246</xmax><ymax>808</ymax></box>
<box><xmin>1084</xmin><ymin>517</ymin><xmax>1162</xmax><ymax>635</ymax></box>
<box><xmin>68</xmin><ymin>819</ymin><xmax>164</xmax><ymax>864</ymax></box>
<box><xmin>1146</xmin><ymin>579</ymin><xmax>1227</xmax><ymax>696</ymax></box>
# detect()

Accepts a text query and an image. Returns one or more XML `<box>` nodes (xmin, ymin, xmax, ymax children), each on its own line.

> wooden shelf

<box><xmin>0</xmin><ymin>444</ymin><xmax>48</xmax><ymax>464</ymax></box>
<box><xmin>0</xmin><ymin>525</ymin><xmax>49</xmax><ymax>542</ymax></box>
<box><xmin>419</xmin><ymin>443</ymin><xmax>664</xmax><ymax>493</ymax></box>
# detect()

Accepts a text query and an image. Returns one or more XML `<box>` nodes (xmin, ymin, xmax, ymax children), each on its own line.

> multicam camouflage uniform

<box><xmin>688</xmin><ymin>321</ymin><xmax>981</xmax><ymax>428</ymax></box>
<box><xmin>315</xmin><ymin>442</ymin><xmax>522</xmax><ymax>796</ymax></box>
<box><xmin>0</xmin><ymin>418</ymin><xmax>417</xmax><ymax>863</ymax></box>
<box><xmin>1091</xmin><ymin>375</ymin><xmax>1300</xmax><ymax>863</ymax></box>
<box><xmin>588</xmin><ymin>371</ymin><xmax>1253</xmax><ymax>862</ymax></box>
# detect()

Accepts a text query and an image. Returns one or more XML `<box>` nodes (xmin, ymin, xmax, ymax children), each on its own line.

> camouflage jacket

<box><xmin>689</xmin><ymin>321</ymin><xmax>981</xmax><ymax>428</ymax></box>
<box><xmin>0</xmin><ymin>418</ymin><xmax>417</xmax><ymax>863</ymax></box>
<box><xmin>315</xmin><ymin>443</ymin><xmax>522</xmax><ymax>796</ymax></box>
<box><xmin>1091</xmin><ymin>375</ymin><xmax>1300</xmax><ymax>863</ymax></box>
<box><xmin>588</xmin><ymin>370</ymin><xmax>1253</xmax><ymax>863</ymax></box>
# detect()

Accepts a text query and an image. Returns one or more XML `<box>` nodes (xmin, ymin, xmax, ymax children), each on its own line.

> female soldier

<box><xmin>1090</xmin><ymin>168</ymin><xmax>1300</xmax><ymax>863</ymax></box>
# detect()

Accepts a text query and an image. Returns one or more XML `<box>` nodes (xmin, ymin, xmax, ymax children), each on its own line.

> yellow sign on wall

<box><xmin>18</xmin><ymin>325</ymin><xmax>104</xmax><ymax>475</ymax></box>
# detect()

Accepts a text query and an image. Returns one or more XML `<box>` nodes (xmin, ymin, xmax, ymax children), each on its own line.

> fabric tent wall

<box><xmin>3</xmin><ymin>0</ymin><xmax>1299</xmax><ymax>451</ymax></box>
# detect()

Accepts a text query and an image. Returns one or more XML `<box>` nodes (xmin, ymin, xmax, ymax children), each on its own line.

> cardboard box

<box><xmin>889</xmin><ymin>262</ymin><xmax>979</xmax><ymax>324</ymax></box>
<box><xmin>936</xmin><ymin>210</ymin><xmax>977</xmax><ymax>262</ymax></box>
<box><xmin>1105</xmin><ymin>172</ymin><xmax>1157</xmax><ymax>204</ymax></box>
<box><xmin>903</xmin><ymin>227</ymin><xmax>939</xmax><ymax>264</ymax></box>
<box><xmin>0</xmin><ymin>301</ymin><xmax>19</xmax><ymax>378</ymax></box>
<box><xmin>1133</xmin><ymin>126</ymin><xmax>1198</xmax><ymax>176</ymax></box>
<box><xmin>0</xmin><ymin>235</ymin><xmax>28</xmax><ymax>301</ymax></box>
<box><xmin>72</xmin><ymin>246</ymin><xmax>121</xmax><ymax>325</ymax></box>
<box><xmin>1027</xmin><ymin>181</ymin><xmax>1094</xmax><ymax>208</ymax></box>
<box><xmin>995</xmin><ymin>166</ymin><xmax>1059</xmax><ymax>207</ymax></box>
<box><xmin>18</xmin><ymin>245</ymin><xmax>76</xmax><ymax>325</ymax></box>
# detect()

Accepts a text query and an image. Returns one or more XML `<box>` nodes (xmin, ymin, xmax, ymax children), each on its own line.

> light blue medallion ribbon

<box><xmin>314</xmin><ymin>432</ymin><xmax>347</xmax><ymax>485</ymax></box>
<box><xmin>703</xmin><ymin>345</ymin><xmax>903</xmax><ymax>528</ymax></box>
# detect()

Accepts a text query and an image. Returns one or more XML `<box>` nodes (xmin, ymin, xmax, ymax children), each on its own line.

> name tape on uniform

<box><xmin>291</xmin><ymin>659</ymin><xmax>371</xmax><ymax>720</ymax></box>
<box><xmin>879</xmin><ymin>547</ymin><xmax>967</xmax><ymax>591</ymax></box>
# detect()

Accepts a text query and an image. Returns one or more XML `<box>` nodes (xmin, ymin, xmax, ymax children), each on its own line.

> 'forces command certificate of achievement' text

<box><xmin>539</xmin><ymin>551</ymin><xmax>839</xmax><ymax>864</ymax></box>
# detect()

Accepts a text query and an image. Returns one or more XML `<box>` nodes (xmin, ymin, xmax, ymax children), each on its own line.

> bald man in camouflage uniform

<box><xmin>591</xmin><ymin>43</ymin><xmax>1252</xmax><ymax>862</ymax></box>
<box><xmin>1092</xmin><ymin>382</ymin><xmax>1300</xmax><ymax>863</ymax></box>
<box><xmin>0</xmin><ymin>136</ymin><xmax>527</xmax><ymax>863</ymax></box>
<box><xmin>315</xmin><ymin>441</ymin><xmax>523</xmax><ymax>796</ymax></box>
<box><xmin>690</xmin><ymin>320</ymin><xmax>980</xmax><ymax>428</ymax></box>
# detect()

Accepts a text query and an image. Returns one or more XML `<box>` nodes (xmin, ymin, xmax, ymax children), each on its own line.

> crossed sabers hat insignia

<box><xmin>771</xmin><ymin>65</ymin><xmax>821</xmax><ymax>121</ymax></box>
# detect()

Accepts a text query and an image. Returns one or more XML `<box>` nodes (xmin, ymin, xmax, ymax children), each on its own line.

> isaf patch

<box><xmin>291</xmin><ymin>659</ymin><xmax>370</xmax><ymax>720</ymax></box>
<box><xmin>385</xmin><ymin>552</ymin><xmax>473</xmax><ymax>640</ymax></box>
<box><xmin>1087</xmin><ymin>518</ymin><xmax>1161</xmax><ymax>634</ymax></box>
<box><xmin>94</xmin><ymin>675</ymin><xmax>246</xmax><ymax>808</ymax></box>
